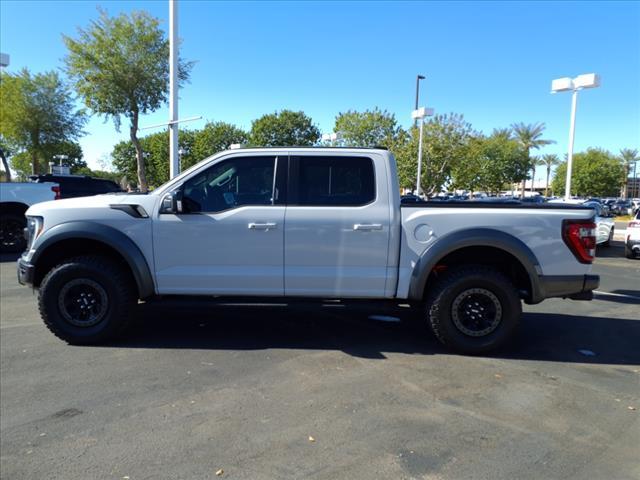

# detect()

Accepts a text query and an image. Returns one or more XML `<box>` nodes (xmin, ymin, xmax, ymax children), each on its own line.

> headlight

<box><xmin>26</xmin><ymin>216</ymin><xmax>44</xmax><ymax>250</ymax></box>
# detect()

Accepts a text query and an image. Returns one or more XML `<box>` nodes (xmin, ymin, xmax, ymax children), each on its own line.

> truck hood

<box><xmin>26</xmin><ymin>193</ymin><xmax>151</xmax><ymax>216</ymax></box>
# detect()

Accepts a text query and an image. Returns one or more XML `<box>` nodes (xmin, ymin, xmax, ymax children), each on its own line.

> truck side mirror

<box><xmin>159</xmin><ymin>188</ymin><xmax>184</xmax><ymax>214</ymax></box>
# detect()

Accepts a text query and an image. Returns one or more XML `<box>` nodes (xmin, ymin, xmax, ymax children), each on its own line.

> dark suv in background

<box><xmin>30</xmin><ymin>175</ymin><xmax>123</xmax><ymax>199</ymax></box>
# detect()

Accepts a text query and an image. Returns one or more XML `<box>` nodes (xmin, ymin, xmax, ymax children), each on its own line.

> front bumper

<box><xmin>17</xmin><ymin>256</ymin><xmax>35</xmax><ymax>287</ymax></box>
<box><xmin>538</xmin><ymin>274</ymin><xmax>600</xmax><ymax>301</ymax></box>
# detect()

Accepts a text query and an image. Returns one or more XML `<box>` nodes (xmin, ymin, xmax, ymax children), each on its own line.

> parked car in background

<box><xmin>30</xmin><ymin>174</ymin><xmax>123</xmax><ymax>199</ymax></box>
<box><xmin>0</xmin><ymin>181</ymin><xmax>60</xmax><ymax>252</ymax></box>
<box><xmin>400</xmin><ymin>194</ymin><xmax>425</xmax><ymax>204</ymax></box>
<box><xmin>520</xmin><ymin>196</ymin><xmax>547</xmax><ymax>204</ymax></box>
<box><xmin>583</xmin><ymin>201</ymin><xmax>615</xmax><ymax>246</ymax></box>
<box><xmin>625</xmin><ymin>210</ymin><xmax>640</xmax><ymax>259</ymax></box>
<box><xmin>610</xmin><ymin>199</ymin><xmax>633</xmax><ymax>216</ymax></box>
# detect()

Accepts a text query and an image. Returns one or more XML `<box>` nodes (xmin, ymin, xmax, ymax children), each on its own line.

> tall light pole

<box><xmin>414</xmin><ymin>75</ymin><xmax>425</xmax><ymax>127</ymax></box>
<box><xmin>169</xmin><ymin>0</ymin><xmax>179</xmax><ymax>179</ymax></box>
<box><xmin>412</xmin><ymin>107</ymin><xmax>434</xmax><ymax>196</ymax></box>
<box><xmin>551</xmin><ymin>73</ymin><xmax>600</xmax><ymax>201</ymax></box>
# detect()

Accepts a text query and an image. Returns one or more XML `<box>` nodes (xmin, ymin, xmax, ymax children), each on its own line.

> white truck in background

<box><xmin>18</xmin><ymin>148</ymin><xmax>599</xmax><ymax>353</ymax></box>
<box><xmin>0</xmin><ymin>181</ymin><xmax>59</xmax><ymax>252</ymax></box>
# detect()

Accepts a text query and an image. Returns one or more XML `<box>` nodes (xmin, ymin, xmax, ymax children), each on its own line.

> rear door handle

<box><xmin>248</xmin><ymin>222</ymin><xmax>277</xmax><ymax>230</ymax></box>
<box><xmin>353</xmin><ymin>223</ymin><xmax>383</xmax><ymax>231</ymax></box>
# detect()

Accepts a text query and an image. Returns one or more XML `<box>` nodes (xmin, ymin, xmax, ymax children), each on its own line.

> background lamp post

<box><xmin>551</xmin><ymin>73</ymin><xmax>600</xmax><ymax>201</ymax></box>
<box><xmin>411</xmin><ymin>106</ymin><xmax>434</xmax><ymax>196</ymax></box>
<box><xmin>414</xmin><ymin>75</ymin><xmax>425</xmax><ymax>127</ymax></box>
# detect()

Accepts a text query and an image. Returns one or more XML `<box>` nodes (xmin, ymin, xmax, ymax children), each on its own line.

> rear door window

<box><xmin>291</xmin><ymin>156</ymin><xmax>375</xmax><ymax>206</ymax></box>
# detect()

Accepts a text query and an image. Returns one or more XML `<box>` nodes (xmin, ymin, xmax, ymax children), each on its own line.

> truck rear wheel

<box><xmin>426</xmin><ymin>266</ymin><xmax>521</xmax><ymax>354</ymax></box>
<box><xmin>38</xmin><ymin>255</ymin><xmax>136</xmax><ymax>344</ymax></box>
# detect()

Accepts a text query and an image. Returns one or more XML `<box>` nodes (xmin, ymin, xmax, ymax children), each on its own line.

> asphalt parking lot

<box><xmin>1</xmin><ymin>243</ymin><xmax>639</xmax><ymax>480</ymax></box>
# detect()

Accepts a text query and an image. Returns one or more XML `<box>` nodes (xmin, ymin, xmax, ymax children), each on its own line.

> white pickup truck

<box><xmin>1</xmin><ymin>181</ymin><xmax>59</xmax><ymax>252</ymax></box>
<box><xmin>18</xmin><ymin>148</ymin><xmax>599</xmax><ymax>353</ymax></box>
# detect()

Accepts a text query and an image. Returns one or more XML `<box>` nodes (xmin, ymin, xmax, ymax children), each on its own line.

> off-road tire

<box><xmin>0</xmin><ymin>213</ymin><xmax>27</xmax><ymax>253</ymax></box>
<box><xmin>38</xmin><ymin>255</ymin><xmax>136</xmax><ymax>344</ymax></box>
<box><xmin>425</xmin><ymin>265</ymin><xmax>521</xmax><ymax>354</ymax></box>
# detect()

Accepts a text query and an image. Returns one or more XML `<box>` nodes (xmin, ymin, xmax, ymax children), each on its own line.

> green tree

<box><xmin>75</xmin><ymin>167</ymin><xmax>123</xmax><ymax>184</ymax></box>
<box><xmin>511</xmin><ymin>122</ymin><xmax>554</xmax><ymax>197</ymax></box>
<box><xmin>249</xmin><ymin>110</ymin><xmax>319</xmax><ymax>147</ymax></box>
<box><xmin>394</xmin><ymin>113</ymin><xmax>475</xmax><ymax>195</ymax></box>
<box><xmin>529</xmin><ymin>155</ymin><xmax>544</xmax><ymax>193</ymax></box>
<box><xmin>451</xmin><ymin>133</ymin><xmax>528</xmax><ymax>194</ymax></box>
<box><xmin>540</xmin><ymin>153</ymin><xmax>560</xmax><ymax>197</ymax></box>
<box><xmin>64</xmin><ymin>9</ymin><xmax>193</xmax><ymax>192</ymax></box>
<box><xmin>0</xmin><ymin>69</ymin><xmax>87</xmax><ymax>175</ymax></box>
<box><xmin>334</xmin><ymin>108</ymin><xmax>400</xmax><ymax>147</ymax></box>
<box><xmin>192</xmin><ymin>121</ymin><xmax>247</xmax><ymax>163</ymax></box>
<box><xmin>111</xmin><ymin>129</ymin><xmax>197</xmax><ymax>188</ymax></box>
<box><xmin>619</xmin><ymin>148</ymin><xmax>639</xmax><ymax>199</ymax></box>
<box><xmin>0</xmin><ymin>136</ymin><xmax>12</xmax><ymax>182</ymax></box>
<box><xmin>552</xmin><ymin>148</ymin><xmax>625</xmax><ymax>197</ymax></box>
<box><xmin>10</xmin><ymin>140</ymin><xmax>86</xmax><ymax>178</ymax></box>
<box><xmin>491</xmin><ymin>128</ymin><xmax>512</xmax><ymax>141</ymax></box>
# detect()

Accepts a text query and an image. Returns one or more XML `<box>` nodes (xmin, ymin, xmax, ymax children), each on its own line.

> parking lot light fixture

<box><xmin>411</xmin><ymin>107</ymin><xmax>434</xmax><ymax>196</ymax></box>
<box><xmin>414</xmin><ymin>75</ymin><xmax>425</xmax><ymax>127</ymax></box>
<box><xmin>52</xmin><ymin>154</ymin><xmax>68</xmax><ymax>167</ymax></box>
<box><xmin>551</xmin><ymin>73</ymin><xmax>600</xmax><ymax>201</ymax></box>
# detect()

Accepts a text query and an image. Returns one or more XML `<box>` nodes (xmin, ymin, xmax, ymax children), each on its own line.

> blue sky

<box><xmin>1</xmin><ymin>0</ymin><xmax>639</xmax><ymax>181</ymax></box>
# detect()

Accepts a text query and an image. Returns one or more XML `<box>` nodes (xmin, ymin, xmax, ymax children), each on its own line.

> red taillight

<box><xmin>629</xmin><ymin>221</ymin><xmax>640</xmax><ymax>229</ymax></box>
<box><xmin>562</xmin><ymin>220</ymin><xmax>596</xmax><ymax>264</ymax></box>
<box><xmin>51</xmin><ymin>186</ymin><xmax>61</xmax><ymax>200</ymax></box>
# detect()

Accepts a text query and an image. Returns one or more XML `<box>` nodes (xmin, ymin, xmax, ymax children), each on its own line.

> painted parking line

<box><xmin>593</xmin><ymin>290</ymin><xmax>640</xmax><ymax>300</ymax></box>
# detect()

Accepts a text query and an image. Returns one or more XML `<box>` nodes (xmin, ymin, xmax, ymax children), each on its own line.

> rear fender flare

<box><xmin>408</xmin><ymin>228</ymin><xmax>543</xmax><ymax>303</ymax></box>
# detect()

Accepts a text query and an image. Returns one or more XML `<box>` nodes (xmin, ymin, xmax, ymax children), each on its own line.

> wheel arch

<box><xmin>30</xmin><ymin>222</ymin><xmax>155</xmax><ymax>299</ymax></box>
<box><xmin>408</xmin><ymin>228</ymin><xmax>543</xmax><ymax>304</ymax></box>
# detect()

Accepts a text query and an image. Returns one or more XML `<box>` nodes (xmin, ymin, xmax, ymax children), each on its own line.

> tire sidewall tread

<box><xmin>426</xmin><ymin>265</ymin><xmax>522</xmax><ymax>354</ymax></box>
<box><xmin>38</xmin><ymin>255</ymin><xmax>136</xmax><ymax>344</ymax></box>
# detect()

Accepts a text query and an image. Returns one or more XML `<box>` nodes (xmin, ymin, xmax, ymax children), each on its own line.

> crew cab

<box><xmin>1</xmin><ymin>181</ymin><xmax>59</xmax><ymax>252</ymax></box>
<box><xmin>17</xmin><ymin>148</ymin><xmax>599</xmax><ymax>353</ymax></box>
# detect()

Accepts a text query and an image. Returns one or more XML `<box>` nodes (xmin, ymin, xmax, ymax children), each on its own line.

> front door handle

<box><xmin>353</xmin><ymin>223</ymin><xmax>383</xmax><ymax>231</ymax></box>
<box><xmin>248</xmin><ymin>222</ymin><xmax>277</xmax><ymax>230</ymax></box>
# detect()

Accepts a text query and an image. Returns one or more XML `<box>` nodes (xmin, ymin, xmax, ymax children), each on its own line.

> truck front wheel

<box><xmin>38</xmin><ymin>256</ymin><xmax>136</xmax><ymax>344</ymax></box>
<box><xmin>426</xmin><ymin>266</ymin><xmax>521</xmax><ymax>354</ymax></box>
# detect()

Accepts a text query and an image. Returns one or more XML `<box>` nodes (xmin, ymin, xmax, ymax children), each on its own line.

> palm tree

<box><xmin>529</xmin><ymin>156</ymin><xmax>545</xmax><ymax>193</ymax></box>
<box><xmin>541</xmin><ymin>153</ymin><xmax>560</xmax><ymax>197</ymax></box>
<box><xmin>491</xmin><ymin>128</ymin><xmax>512</xmax><ymax>140</ymax></box>
<box><xmin>619</xmin><ymin>148</ymin><xmax>639</xmax><ymax>199</ymax></box>
<box><xmin>511</xmin><ymin>122</ymin><xmax>555</xmax><ymax>198</ymax></box>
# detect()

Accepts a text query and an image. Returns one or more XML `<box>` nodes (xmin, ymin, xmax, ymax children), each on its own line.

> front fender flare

<box><xmin>408</xmin><ymin>228</ymin><xmax>543</xmax><ymax>303</ymax></box>
<box><xmin>30</xmin><ymin>221</ymin><xmax>155</xmax><ymax>299</ymax></box>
